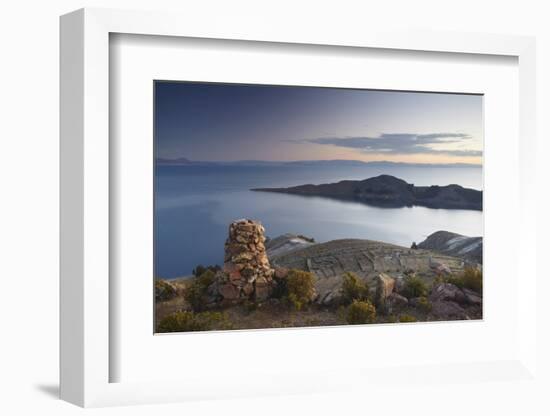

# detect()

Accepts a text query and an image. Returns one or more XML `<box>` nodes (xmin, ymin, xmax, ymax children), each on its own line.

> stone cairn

<box><xmin>215</xmin><ymin>219</ymin><xmax>275</xmax><ymax>302</ymax></box>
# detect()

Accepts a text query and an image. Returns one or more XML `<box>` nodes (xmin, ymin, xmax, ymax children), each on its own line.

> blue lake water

<box><xmin>155</xmin><ymin>164</ymin><xmax>483</xmax><ymax>278</ymax></box>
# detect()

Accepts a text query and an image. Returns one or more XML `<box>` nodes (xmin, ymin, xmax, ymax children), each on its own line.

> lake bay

<box><xmin>155</xmin><ymin>163</ymin><xmax>483</xmax><ymax>278</ymax></box>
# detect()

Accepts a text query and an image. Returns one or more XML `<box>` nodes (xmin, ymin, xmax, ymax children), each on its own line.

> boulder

<box><xmin>430</xmin><ymin>283</ymin><xmax>466</xmax><ymax>304</ymax></box>
<box><xmin>319</xmin><ymin>290</ymin><xmax>338</xmax><ymax>306</ymax></box>
<box><xmin>375</xmin><ymin>273</ymin><xmax>395</xmax><ymax>306</ymax></box>
<box><xmin>429</xmin><ymin>258</ymin><xmax>452</xmax><ymax>275</ymax></box>
<box><xmin>462</xmin><ymin>288</ymin><xmax>482</xmax><ymax>305</ymax></box>
<box><xmin>431</xmin><ymin>300</ymin><xmax>469</xmax><ymax>320</ymax></box>
<box><xmin>430</xmin><ymin>283</ymin><xmax>482</xmax><ymax>306</ymax></box>
<box><xmin>274</xmin><ymin>267</ymin><xmax>289</xmax><ymax>280</ymax></box>
<box><xmin>385</xmin><ymin>292</ymin><xmax>408</xmax><ymax>313</ymax></box>
<box><xmin>394</xmin><ymin>276</ymin><xmax>406</xmax><ymax>295</ymax></box>
<box><xmin>435</xmin><ymin>264</ymin><xmax>452</xmax><ymax>275</ymax></box>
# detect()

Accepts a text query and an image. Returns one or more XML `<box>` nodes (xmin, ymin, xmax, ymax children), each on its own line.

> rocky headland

<box><xmin>252</xmin><ymin>174</ymin><xmax>482</xmax><ymax>210</ymax></box>
<box><xmin>416</xmin><ymin>230</ymin><xmax>482</xmax><ymax>264</ymax></box>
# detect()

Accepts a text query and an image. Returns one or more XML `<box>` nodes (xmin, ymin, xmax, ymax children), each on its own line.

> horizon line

<box><xmin>155</xmin><ymin>157</ymin><xmax>482</xmax><ymax>166</ymax></box>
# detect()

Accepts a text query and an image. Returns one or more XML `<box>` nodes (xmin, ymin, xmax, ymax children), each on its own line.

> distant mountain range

<box><xmin>156</xmin><ymin>157</ymin><xmax>193</xmax><ymax>165</ymax></box>
<box><xmin>155</xmin><ymin>157</ymin><xmax>481</xmax><ymax>168</ymax></box>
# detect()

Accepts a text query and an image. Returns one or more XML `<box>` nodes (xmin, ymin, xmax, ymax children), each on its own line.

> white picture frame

<box><xmin>60</xmin><ymin>7</ymin><xmax>538</xmax><ymax>408</ymax></box>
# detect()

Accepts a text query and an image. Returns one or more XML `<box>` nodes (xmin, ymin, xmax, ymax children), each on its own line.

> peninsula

<box><xmin>252</xmin><ymin>174</ymin><xmax>482</xmax><ymax>210</ymax></box>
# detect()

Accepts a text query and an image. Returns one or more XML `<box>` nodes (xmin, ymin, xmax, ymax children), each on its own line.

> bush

<box><xmin>448</xmin><ymin>267</ymin><xmax>482</xmax><ymax>293</ymax></box>
<box><xmin>192</xmin><ymin>264</ymin><xmax>220</xmax><ymax>277</ymax></box>
<box><xmin>345</xmin><ymin>300</ymin><xmax>377</xmax><ymax>324</ymax></box>
<box><xmin>285</xmin><ymin>269</ymin><xmax>316</xmax><ymax>310</ymax></box>
<box><xmin>271</xmin><ymin>276</ymin><xmax>288</xmax><ymax>299</ymax></box>
<box><xmin>432</xmin><ymin>274</ymin><xmax>444</xmax><ymax>287</ymax></box>
<box><xmin>185</xmin><ymin>269</ymin><xmax>216</xmax><ymax>311</ymax></box>
<box><xmin>415</xmin><ymin>296</ymin><xmax>432</xmax><ymax>313</ymax></box>
<box><xmin>155</xmin><ymin>279</ymin><xmax>177</xmax><ymax>302</ymax></box>
<box><xmin>402</xmin><ymin>275</ymin><xmax>428</xmax><ymax>298</ymax></box>
<box><xmin>398</xmin><ymin>314</ymin><xmax>417</xmax><ymax>323</ymax></box>
<box><xmin>340</xmin><ymin>272</ymin><xmax>370</xmax><ymax>305</ymax></box>
<box><xmin>157</xmin><ymin>311</ymin><xmax>232</xmax><ymax>333</ymax></box>
<box><xmin>462</xmin><ymin>267</ymin><xmax>482</xmax><ymax>293</ymax></box>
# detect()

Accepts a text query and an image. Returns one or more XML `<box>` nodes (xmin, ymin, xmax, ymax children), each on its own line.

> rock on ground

<box><xmin>431</xmin><ymin>300</ymin><xmax>469</xmax><ymax>320</ymax></box>
<box><xmin>428</xmin><ymin>282</ymin><xmax>483</xmax><ymax>320</ymax></box>
<box><xmin>375</xmin><ymin>273</ymin><xmax>395</xmax><ymax>306</ymax></box>
<box><xmin>430</xmin><ymin>282</ymin><xmax>482</xmax><ymax>306</ymax></box>
<box><xmin>385</xmin><ymin>292</ymin><xmax>408</xmax><ymax>314</ymax></box>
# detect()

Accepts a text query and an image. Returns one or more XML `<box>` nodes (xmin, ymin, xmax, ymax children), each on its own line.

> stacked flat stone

<box><xmin>218</xmin><ymin>219</ymin><xmax>275</xmax><ymax>302</ymax></box>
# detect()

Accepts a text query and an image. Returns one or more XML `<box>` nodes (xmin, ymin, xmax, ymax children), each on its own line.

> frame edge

<box><xmin>59</xmin><ymin>8</ymin><xmax>85</xmax><ymax>407</ymax></box>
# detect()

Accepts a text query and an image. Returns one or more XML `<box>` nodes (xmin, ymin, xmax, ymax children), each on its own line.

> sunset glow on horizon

<box><xmin>155</xmin><ymin>82</ymin><xmax>483</xmax><ymax>165</ymax></box>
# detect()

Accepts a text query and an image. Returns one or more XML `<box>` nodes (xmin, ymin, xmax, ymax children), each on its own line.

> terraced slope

<box><xmin>269</xmin><ymin>238</ymin><xmax>467</xmax><ymax>304</ymax></box>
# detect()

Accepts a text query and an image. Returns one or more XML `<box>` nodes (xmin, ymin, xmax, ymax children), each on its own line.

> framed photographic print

<box><xmin>60</xmin><ymin>8</ymin><xmax>539</xmax><ymax>408</ymax></box>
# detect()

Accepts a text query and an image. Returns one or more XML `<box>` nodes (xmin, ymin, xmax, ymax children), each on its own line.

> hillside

<box><xmin>417</xmin><ymin>230</ymin><xmax>482</xmax><ymax>264</ymax></box>
<box><xmin>269</xmin><ymin>237</ymin><xmax>468</xmax><ymax>305</ymax></box>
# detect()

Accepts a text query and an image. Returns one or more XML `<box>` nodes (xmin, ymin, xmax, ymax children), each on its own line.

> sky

<box><xmin>155</xmin><ymin>81</ymin><xmax>483</xmax><ymax>165</ymax></box>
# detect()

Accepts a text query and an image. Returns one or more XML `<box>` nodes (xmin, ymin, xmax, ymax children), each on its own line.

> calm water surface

<box><xmin>155</xmin><ymin>164</ymin><xmax>483</xmax><ymax>278</ymax></box>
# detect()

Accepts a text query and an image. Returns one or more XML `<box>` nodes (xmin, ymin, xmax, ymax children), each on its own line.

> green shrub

<box><xmin>345</xmin><ymin>300</ymin><xmax>377</xmax><ymax>324</ymax></box>
<box><xmin>340</xmin><ymin>272</ymin><xmax>370</xmax><ymax>305</ymax></box>
<box><xmin>402</xmin><ymin>275</ymin><xmax>428</xmax><ymax>298</ymax></box>
<box><xmin>154</xmin><ymin>279</ymin><xmax>177</xmax><ymax>302</ymax></box>
<box><xmin>415</xmin><ymin>296</ymin><xmax>432</xmax><ymax>313</ymax></box>
<box><xmin>398</xmin><ymin>314</ymin><xmax>417</xmax><ymax>323</ymax></box>
<box><xmin>157</xmin><ymin>311</ymin><xmax>232</xmax><ymax>333</ymax></box>
<box><xmin>285</xmin><ymin>269</ymin><xmax>316</xmax><ymax>310</ymax></box>
<box><xmin>185</xmin><ymin>269</ymin><xmax>216</xmax><ymax>311</ymax></box>
<box><xmin>432</xmin><ymin>274</ymin><xmax>444</xmax><ymax>288</ymax></box>
<box><xmin>448</xmin><ymin>267</ymin><xmax>482</xmax><ymax>293</ymax></box>
<box><xmin>192</xmin><ymin>264</ymin><xmax>221</xmax><ymax>277</ymax></box>
<box><xmin>463</xmin><ymin>267</ymin><xmax>482</xmax><ymax>292</ymax></box>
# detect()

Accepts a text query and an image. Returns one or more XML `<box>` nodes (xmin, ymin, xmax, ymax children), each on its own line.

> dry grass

<box><xmin>223</xmin><ymin>301</ymin><xmax>345</xmax><ymax>330</ymax></box>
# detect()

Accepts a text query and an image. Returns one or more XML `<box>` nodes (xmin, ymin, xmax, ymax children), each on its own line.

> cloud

<box><xmin>306</xmin><ymin>133</ymin><xmax>482</xmax><ymax>157</ymax></box>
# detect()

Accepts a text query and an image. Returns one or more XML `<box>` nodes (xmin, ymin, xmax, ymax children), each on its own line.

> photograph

<box><xmin>153</xmin><ymin>81</ymin><xmax>483</xmax><ymax>333</ymax></box>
